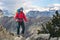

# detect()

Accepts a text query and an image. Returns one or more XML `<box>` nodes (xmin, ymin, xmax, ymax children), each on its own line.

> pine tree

<box><xmin>42</xmin><ymin>10</ymin><xmax>60</xmax><ymax>40</ymax></box>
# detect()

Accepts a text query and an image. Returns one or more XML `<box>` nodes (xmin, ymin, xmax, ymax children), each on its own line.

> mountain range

<box><xmin>0</xmin><ymin>5</ymin><xmax>60</xmax><ymax>17</ymax></box>
<box><xmin>0</xmin><ymin>6</ymin><xmax>60</xmax><ymax>38</ymax></box>
<box><xmin>26</xmin><ymin>10</ymin><xmax>55</xmax><ymax>18</ymax></box>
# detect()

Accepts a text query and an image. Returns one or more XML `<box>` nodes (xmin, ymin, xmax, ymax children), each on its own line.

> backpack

<box><xmin>17</xmin><ymin>9</ymin><xmax>23</xmax><ymax>22</ymax></box>
<box><xmin>17</xmin><ymin>9</ymin><xmax>20</xmax><ymax>14</ymax></box>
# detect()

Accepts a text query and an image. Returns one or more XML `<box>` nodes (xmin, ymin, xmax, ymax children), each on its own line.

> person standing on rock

<box><xmin>14</xmin><ymin>7</ymin><xmax>28</xmax><ymax>37</ymax></box>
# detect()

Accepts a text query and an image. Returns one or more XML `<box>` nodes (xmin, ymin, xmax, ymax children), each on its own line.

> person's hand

<box><xmin>16</xmin><ymin>19</ymin><xmax>19</xmax><ymax>22</ymax></box>
<box><xmin>26</xmin><ymin>19</ymin><xmax>29</xmax><ymax>22</ymax></box>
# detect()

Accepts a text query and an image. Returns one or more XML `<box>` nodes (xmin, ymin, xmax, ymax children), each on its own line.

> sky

<box><xmin>0</xmin><ymin>0</ymin><xmax>60</xmax><ymax>13</ymax></box>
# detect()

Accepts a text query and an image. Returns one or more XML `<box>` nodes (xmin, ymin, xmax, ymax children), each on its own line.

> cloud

<box><xmin>0</xmin><ymin>6</ymin><xmax>4</xmax><ymax>9</ymax></box>
<box><xmin>53</xmin><ymin>4</ymin><xmax>60</xmax><ymax>7</ymax></box>
<box><xmin>0</xmin><ymin>2</ymin><xmax>3</xmax><ymax>5</ymax></box>
<box><xmin>0</xmin><ymin>2</ymin><xmax>4</xmax><ymax>10</ymax></box>
<box><xmin>0</xmin><ymin>0</ymin><xmax>22</xmax><ymax>14</ymax></box>
<box><xmin>20</xmin><ymin>0</ymin><xmax>49</xmax><ymax>13</ymax></box>
<box><xmin>48</xmin><ymin>4</ymin><xmax>60</xmax><ymax>10</ymax></box>
<box><xmin>48</xmin><ymin>4</ymin><xmax>60</xmax><ymax>7</ymax></box>
<box><xmin>14</xmin><ymin>0</ymin><xmax>34</xmax><ymax>13</ymax></box>
<box><xmin>0</xmin><ymin>0</ymin><xmax>60</xmax><ymax>14</ymax></box>
<box><xmin>23</xmin><ymin>2</ymin><xmax>60</xmax><ymax>13</ymax></box>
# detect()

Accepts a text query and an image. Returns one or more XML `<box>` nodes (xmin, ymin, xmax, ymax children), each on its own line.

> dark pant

<box><xmin>17</xmin><ymin>21</ymin><xmax>25</xmax><ymax>35</ymax></box>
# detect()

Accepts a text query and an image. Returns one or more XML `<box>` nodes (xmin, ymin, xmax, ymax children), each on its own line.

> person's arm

<box><xmin>14</xmin><ymin>12</ymin><xmax>19</xmax><ymax>21</ymax></box>
<box><xmin>14</xmin><ymin>12</ymin><xmax>18</xmax><ymax>19</ymax></box>
<box><xmin>23</xmin><ymin>13</ymin><xmax>28</xmax><ymax>22</ymax></box>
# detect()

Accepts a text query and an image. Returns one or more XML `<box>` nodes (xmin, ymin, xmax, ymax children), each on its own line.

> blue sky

<box><xmin>0</xmin><ymin>0</ymin><xmax>60</xmax><ymax>13</ymax></box>
<box><xmin>31</xmin><ymin>0</ymin><xmax>60</xmax><ymax>7</ymax></box>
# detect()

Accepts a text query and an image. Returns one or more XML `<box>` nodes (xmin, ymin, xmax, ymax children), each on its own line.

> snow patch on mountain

<box><xmin>26</xmin><ymin>10</ymin><xmax>56</xmax><ymax>18</ymax></box>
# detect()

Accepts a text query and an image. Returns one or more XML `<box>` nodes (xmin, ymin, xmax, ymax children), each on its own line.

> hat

<box><xmin>17</xmin><ymin>7</ymin><xmax>23</xmax><ymax>13</ymax></box>
<box><xmin>20</xmin><ymin>7</ymin><xmax>23</xmax><ymax>11</ymax></box>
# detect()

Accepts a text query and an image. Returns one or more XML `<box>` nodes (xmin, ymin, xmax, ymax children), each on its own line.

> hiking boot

<box><xmin>17</xmin><ymin>34</ymin><xmax>20</xmax><ymax>37</ymax></box>
<box><xmin>21</xmin><ymin>34</ymin><xmax>24</xmax><ymax>37</ymax></box>
<box><xmin>18</xmin><ymin>35</ymin><xmax>20</xmax><ymax>37</ymax></box>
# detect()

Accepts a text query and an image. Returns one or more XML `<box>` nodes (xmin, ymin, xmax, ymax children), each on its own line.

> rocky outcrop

<box><xmin>0</xmin><ymin>25</ymin><xmax>58</xmax><ymax>40</ymax></box>
<box><xmin>26</xmin><ymin>34</ymin><xmax>50</xmax><ymax>40</ymax></box>
<box><xmin>0</xmin><ymin>25</ymin><xmax>26</xmax><ymax>40</ymax></box>
<box><xmin>0</xmin><ymin>25</ymin><xmax>14</xmax><ymax>40</ymax></box>
<box><xmin>0</xmin><ymin>9</ymin><xmax>3</xmax><ymax>17</ymax></box>
<box><xmin>14</xmin><ymin>36</ymin><xmax>26</xmax><ymax>40</ymax></box>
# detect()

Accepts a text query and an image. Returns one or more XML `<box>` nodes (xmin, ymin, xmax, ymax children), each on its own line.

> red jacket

<box><xmin>14</xmin><ymin>11</ymin><xmax>27</xmax><ymax>22</ymax></box>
